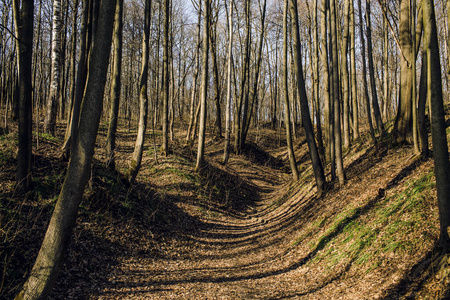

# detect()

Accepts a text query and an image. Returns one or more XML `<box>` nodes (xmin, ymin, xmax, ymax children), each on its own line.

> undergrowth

<box><xmin>298</xmin><ymin>172</ymin><xmax>437</xmax><ymax>273</ymax></box>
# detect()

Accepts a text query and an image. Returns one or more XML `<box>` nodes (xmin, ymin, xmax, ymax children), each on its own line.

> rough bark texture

<box><xmin>350</xmin><ymin>0</ymin><xmax>358</xmax><ymax>140</ymax></box>
<box><xmin>341</xmin><ymin>0</ymin><xmax>350</xmax><ymax>149</ymax></box>
<box><xmin>423</xmin><ymin>0</ymin><xmax>450</xmax><ymax>247</ymax></box>
<box><xmin>106</xmin><ymin>0</ymin><xmax>123</xmax><ymax>169</ymax></box>
<box><xmin>15</xmin><ymin>0</ymin><xmax>115</xmax><ymax>297</ymax></box>
<box><xmin>162</xmin><ymin>0</ymin><xmax>169</xmax><ymax>155</ymax></box>
<box><xmin>396</xmin><ymin>0</ymin><xmax>413</xmax><ymax>143</ymax></box>
<box><xmin>44</xmin><ymin>0</ymin><xmax>62</xmax><ymax>136</ymax></box>
<box><xmin>223</xmin><ymin>0</ymin><xmax>233</xmax><ymax>165</ymax></box>
<box><xmin>13</xmin><ymin>0</ymin><xmax>33</xmax><ymax>192</ymax></box>
<box><xmin>282</xmin><ymin>0</ymin><xmax>298</xmax><ymax>181</ymax></box>
<box><xmin>366</xmin><ymin>0</ymin><xmax>385</xmax><ymax>136</ymax></box>
<box><xmin>330</xmin><ymin>0</ymin><xmax>345</xmax><ymax>185</ymax></box>
<box><xmin>195</xmin><ymin>0</ymin><xmax>210</xmax><ymax>171</ymax></box>
<box><xmin>290</xmin><ymin>0</ymin><xmax>326</xmax><ymax>193</ymax></box>
<box><xmin>128</xmin><ymin>0</ymin><xmax>151</xmax><ymax>182</ymax></box>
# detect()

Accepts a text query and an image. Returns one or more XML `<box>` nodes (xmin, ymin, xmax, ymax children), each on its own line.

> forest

<box><xmin>2</xmin><ymin>0</ymin><xmax>450</xmax><ymax>298</ymax></box>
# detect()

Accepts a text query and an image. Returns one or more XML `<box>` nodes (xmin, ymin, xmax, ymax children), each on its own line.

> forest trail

<box><xmin>1</xmin><ymin>125</ymin><xmax>444</xmax><ymax>299</ymax></box>
<box><xmin>60</xmin><ymin>129</ymin><xmax>439</xmax><ymax>299</ymax></box>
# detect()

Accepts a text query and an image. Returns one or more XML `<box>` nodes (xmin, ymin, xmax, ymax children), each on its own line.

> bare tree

<box><xmin>44</xmin><ymin>0</ymin><xmax>62</xmax><ymax>136</ymax></box>
<box><xmin>223</xmin><ymin>0</ymin><xmax>233</xmax><ymax>165</ymax></box>
<box><xmin>290</xmin><ymin>0</ymin><xmax>326</xmax><ymax>193</ymax></box>
<box><xmin>13</xmin><ymin>0</ymin><xmax>33</xmax><ymax>192</ymax></box>
<box><xmin>423</xmin><ymin>0</ymin><xmax>450</xmax><ymax>248</ymax></box>
<box><xmin>14</xmin><ymin>0</ymin><xmax>115</xmax><ymax>296</ymax></box>
<box><xmin>127</xmin><ymin>0</ymin><xmax>152</xmax><ymax>182</ymax></box>
<box><xmin>282</xmin><ymin>0</ymin><xmax>298</xmax><ymax>181</ymax></box>
<box><xmin>106</xmin><ymin>0</ymin><xmax>124</xmax><ymax>169</ymax></box>
<box><xmin>195</xmin><ymin>0</ymin><xmax>210</xmax><ymax>171</ymax></box>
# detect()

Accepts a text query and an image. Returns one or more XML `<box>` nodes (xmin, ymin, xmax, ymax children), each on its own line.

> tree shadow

<box><xmin>381</xmin><ymin>242</ymin><xmax>450</xmax><ymax>299</ymax></box>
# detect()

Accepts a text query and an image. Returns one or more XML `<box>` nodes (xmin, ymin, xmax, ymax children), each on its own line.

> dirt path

<box><xmin>44</xmin><ymin>132</ymin><xmax>438</xmax><ymax>300</ymax></box>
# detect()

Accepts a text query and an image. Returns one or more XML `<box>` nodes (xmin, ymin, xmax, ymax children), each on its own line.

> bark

<box><xmin>395</xmin><ymin>0</ymin><xmax>413</xmax><ymax>143</ymax></box>
<box><xmin>423</xmin><ymin>0</ymin><xmax>450</xmax><ymax>248</ymax></box>
<box><xmin>350</xmin><ymin>0</ymin><xmax>358</xmax><ymax>140</ymax></box>
<box><xmin>61</xmin><ymin>0</ymin><xmax>90</xmax><ymax>157</ymax></box>
<box><xmin>242</xmin><ymin>0</ymin><xmax>267</xmax><ymax>146</ymax></box>
<box><xmin>106</xmin><ymin>0</ymin><xmax>123</xmax><ymax>169</ymax></box>
<box><xmin>195</xmin><ymin>0</ymin><xmax>210</xmax><ymax>171</ymax></box>
<box><xmin>313</xmin><ymin>0</ymin><xmax>325</xmax><ymax>160</ymax></box>
<box><xmin>366</xmin><ymin>0</ymin><xmax>385</xmax><ymax>136</ymax></box>
<box><xmin>330</xmin><ymin>0</ymin><xmax>345</xmax><ymax>185</ymax></box>
<box><xmin>44</xmin><ymin>0</ymin><xmax>62</xmax><ymax>136</ymax></box>
<box><xmin>127</xmin><ymin>0</ymin><xmax>152</xmax><ymax>182</ymax></box>
<box><xmin>13</xmin><ymin>0</ymin><xmax>33</xmax><ymax>192</ymax></box>
<box><xmin>290</xmin><ymin>0</ymin><xmax>326</xmax><ymax>193</ymax></box>
<box><xmin>162</xmin><ymin>0</ymin><xmax>169</xmax><ymax>155</ymax></box>
<box><xmin>186</xmin><ymin>0</ymin><xmax>201</xmax><ymax>144</ymax></box>
<box><xmin>223</xmin><ymin>0</ymin><xmax>233</xmax><ymax>165</ymax></box>
<box><xmin>14</xmin><ymin>0</ymin><xmax>114</xmax><ymax>297</ymax></box>
<box><xmin>320</xmin><ymin>0</ymin><xmax>331</xmax><ymax>163</ymax></box>
<box><xmin>418</xmin><ymin>50</ymin><xmax>429</xmax><ymax>157</ymax></box>
<box><xmin>283</xmin><ymin>0</ymin><xmax>299</xmax><ymax>181</ymax></box>
<box><xmin>341</xmin><ymin>0</ymin><xmax>350</xmax><ymax>149</ymax></box>
<box><xmin>358</xmin><ymin>0</ymin><xmax>376</xmax><ymax>143</ymax></box>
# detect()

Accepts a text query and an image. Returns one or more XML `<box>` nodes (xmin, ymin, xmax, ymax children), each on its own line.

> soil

<box><xmin>1</xmin><ymin>120</ymin><xmax>449</xmax><ymax>299</ymax></box>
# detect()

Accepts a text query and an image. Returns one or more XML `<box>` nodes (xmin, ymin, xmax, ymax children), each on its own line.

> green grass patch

<box><xmin>298</xmin><ymin>172</ymin><xmax>436</xmax><ymax>272</ymax></box>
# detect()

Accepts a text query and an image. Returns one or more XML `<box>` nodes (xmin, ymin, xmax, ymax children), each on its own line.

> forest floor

<box><xmin>2</xmin><ymin>113</ymin><xmax>450</xmax><ymax>299</ymax></box>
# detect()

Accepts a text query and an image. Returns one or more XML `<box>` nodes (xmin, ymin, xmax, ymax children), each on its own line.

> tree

<box><xmin>13</xmin><ymin>0</ymin><xmax>33</xmax><ymax>192</ymax></box>
<box><xmin>162</xmin><ymin>0</ymin><xmax>169</xmax><ymax>155</ymax></box>
<box><xmin>127</xmin><ymin>0</ymin><xmax>152</xmax><ymax>182</ymax></box>
<box><xmin>350</xmin><ymin>0</ymin><xmax>358</xmax><ymax>140</ymax></box>
<box><xmin>14</xmin><ymin>0</ymin><xmax>115</xmax><ymax>296</ymax></box>
<box><xmin>44</xmin><ymin>0</ymin><xmax>62</xmax><ymax>136</ymax></box>
<box><xmin>290</xmin><ymin>0</ymin><xmax>326</xmax><ymax>194</ymax></box>
<box><xmin>223</xmin><ymin>0</ymin><xmax>233</xmax><ymax>165</ymax></box>
<box><xmin>358</xmin><ymin>0</ymin><xmax>376</xmax><ymax>143</ymax></box>
<box><xmin>395</xmin><ymin>0</ymin><xmax>413</xmax><ymax>143</ymax></box>
<box><xmin>330</xmin><ymin>0</ymin><xmax>345</xmax><ymax>185</ymax></box>
<box><xmin>366</xmin><ymin>0</ymin><xmax>385</xmax><ymax>136</ymax></box>
<box><xmin>282</xmin><ymin>0</ymin><xmax>298</xmax><ymax>181</ymax></box>
<box><xmin>106</xmin><ymin>0</ymin><xmax>124</xmax><ymax>169</ymax></box>
<box><xmin>195</xmin><ymin>0</ymin><xmax>210</xmax><ymax>171</ymax></box>
<box><xmin>341</xmin><ymin>0</ymin><xmax>350</xmax><ymax>149</ymax></box>
<box><xmin>422</xmin><ymin>0</ymin><xmax>450</xmax><ymax>248</ymax></box>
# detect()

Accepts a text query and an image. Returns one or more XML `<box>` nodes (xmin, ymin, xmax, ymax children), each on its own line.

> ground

<box><xmin>1</xmin><ymin>117</ymin><xmax>450</xmax><ymax>299</ymax></box>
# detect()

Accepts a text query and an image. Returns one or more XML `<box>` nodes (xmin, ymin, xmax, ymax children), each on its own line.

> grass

<box><xmin>299</xmin><ymin>171</ymin><xmax>437</xmax><ymax>273</ymax></box>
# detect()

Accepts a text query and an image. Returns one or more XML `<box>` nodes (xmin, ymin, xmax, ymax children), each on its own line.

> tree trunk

<box><xmin>283</xmin><ymin>0</ymin><xmax>299</xmax><ymax>181</ymax></box>
<box><xmin>195</xmin><ymin>0</ymin><xmax>210</xmax><ymax>171</ymax></box>
<box><xmin>186</xmin><ymin>0</ymin><xmax>201</xmax><ymax>144</ymax></box>
<box><xmin>106</xmin><ymin>0</ymin><xmax>123</xmax><ymax>169</ymax></box>
<box><xmin>223</xmin><ymin>0</ymin><xmax>233</xmax><ymax>165</ymax></box>
<box><xmin>13</xmin><ymin>0</ymin><xmax>33</xmax><ymax>192</ymax></box>
<box><xmin>313</xmin><ymin>0</ymin><xmax>325</xmax><ymax>160</ymax></box>
<box><xmin>330</xmin><ymin>0</ymin><xmax>345</xmax><ymax>185</ymax></box>
<box><xmin>44</xmin><ymin>0</ymin><xmax>62</xmax><ymax>136</ymax></box>
<box><xmin>127</xmin><ymin>0</ymin><xmax>152</xmax><ymax>183</ymax></box>
<box><xmin>162</xmin><ymin>0</ymin><xmax>169</xmax><ymax>155</ymax></box>
<box><xmin>423</xmin><ymin>0</ymin><xmax>450</xmax><ymax>248</ymax></box>
<box><xmin>358</xmin><ymin>0</ymin><xmax>376</xmax><ymax>143</ymax></box>
<box><xmin>395</xmin><ymin>0</ymin><xmax>413</xmax><ymax>143</ymax></box>
<box><xmin>366</xmin><ymin>0</ymin><xmax>385</xmax><ymax>136</ymax></box>
<box><xmin>320</xmin><ymin>0</ymin><xmax>331</xmax><ymax>164</ymax></box>
<box><xmin>418</xmin><ymin>50</ymin><xmax>429</xmax><ymax>157</ymax></box>
<box><xmin>290</xmin><ymin>0</ymin><xmax>326</xmax><ymax>193</ymax></box>
<box><xmin>14</xmin><ymin>0</ymin><xmax>114</xmax><ymax>297</ymax></box>
<box><xmin>350</xmin><ymin>0</ymin><xmax>358</xmax><ymax>140</ymax></box>
<box><xmin>341</xmin><ymin>0</ymin><xmax>350</xmax><ymax>149</ymax></box>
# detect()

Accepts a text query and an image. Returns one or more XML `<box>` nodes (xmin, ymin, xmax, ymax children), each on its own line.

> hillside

<box><xmin>1</xmin><ymin>118</ymin><xmax>449</xmax><ymax>299</ymax></box>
